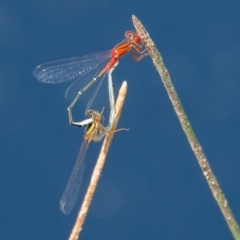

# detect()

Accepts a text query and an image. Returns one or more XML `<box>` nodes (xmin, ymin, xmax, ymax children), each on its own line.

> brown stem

<box><xmin>132</xmin><ymin>15</ymin><xmax>240</xmax><ymax>240</ymax></box>
<box><xmin>68</xmin><ymin>81</ymin><xmax>128</xmax><ymax>240</ymax></box>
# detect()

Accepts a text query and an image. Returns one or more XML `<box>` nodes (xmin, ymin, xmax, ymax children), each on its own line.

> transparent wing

<box><xmin>64</xmin><ymin>58</ymin><xmax>109</xmax><ymax>101</ymax></box>
<box><xmin>60</xmin><ymin>139</ymin><xmax>89</xmax><ymax>215</ymax></box>
<box><xmin>33</xmin><ymin>51</ymin><xmax>111</xmax><ymax>83</ymax></box>
<box><xmin>84</xmin><ymin>70</ymin><xmax>108</xmax><ymax>111</ymax></box>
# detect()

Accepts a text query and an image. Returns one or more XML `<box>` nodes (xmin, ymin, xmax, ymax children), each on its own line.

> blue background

<box><xmin>1</xmin><ymin>0</ymin><xmax>240</xmax><ymax>239</ymax></box>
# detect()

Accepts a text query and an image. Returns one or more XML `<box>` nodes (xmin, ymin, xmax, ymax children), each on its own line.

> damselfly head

<box><xmin>86</xmin><ymin>109</ymin><xmax>102</xmax><ymax>122</ymax></box>
<box><xmin>86</xmin><ymin>109</ymin><xmax>92</xmax><ymax>116</ymax></box>
<box><xmin>125</xmin><ymin>31</ymin><xmax>141</xmax><ymax>43</ymax></box>
<box><xmin>134</xmin><ymin>34</ymin><xmax>141</xmax><ymax>43</ymax></box>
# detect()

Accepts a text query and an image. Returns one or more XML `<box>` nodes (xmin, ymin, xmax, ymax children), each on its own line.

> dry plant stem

<box><xmin>68</xmin><ymin>81</ymin><xmax>128</xmax><ymax>240</ymax></box>
<box><xmin>132</xmin><ymin>15</ymin><xmax>240</xmax><ymax>239</ymax></box>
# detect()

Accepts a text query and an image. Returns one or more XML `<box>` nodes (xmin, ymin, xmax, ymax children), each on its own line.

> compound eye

<box><xmin>87</xmin><ymin>110</ymin><xmax>93</xmax><ymax>116</ymax></box>
<box><xmin>134</xmin><ymin>35</ymin><xmax>141</xmax><ymax>43</ymax></box>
